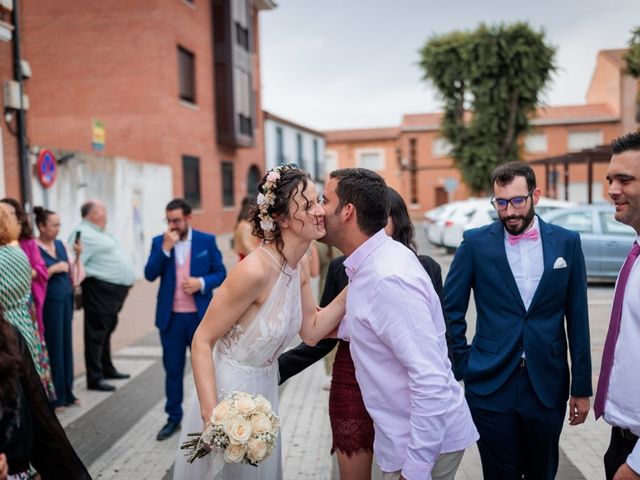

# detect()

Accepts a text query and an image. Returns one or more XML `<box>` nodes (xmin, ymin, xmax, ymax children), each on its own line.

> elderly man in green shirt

<box><xmin>70</xmin><ymin>200</ymin><xmax>134</xmax><ymax>391</ymax></box>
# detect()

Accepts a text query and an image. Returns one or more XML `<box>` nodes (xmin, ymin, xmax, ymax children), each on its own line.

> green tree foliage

<box><xmin>418</xmin><ymin>23</ymin><xmax>556</xmax><ymax>193</ymax></box>
<box><xmin>624</xmin><ymin>27</ymin><xmax>640</xmax><ymax>77</ymax></box>
<box><xmin>624</xmin><ymin>27</ymin><xmax>640</xmax><ymax>104</ymax></box>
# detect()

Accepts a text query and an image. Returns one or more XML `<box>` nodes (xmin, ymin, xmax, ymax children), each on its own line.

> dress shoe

<box><xmin>87</xmin><ymin>380</ymin><xmax>116</xmax><ymax>392</ymax></box>
<box><xmin>157</xmin><ymin>421</ymin><xmax>180</xmax><ymax>441</ymax></box>
<box><xmin>103</xmin><ymin>370</ymin><xmax>131</xmax><ymax>380</ymax></box>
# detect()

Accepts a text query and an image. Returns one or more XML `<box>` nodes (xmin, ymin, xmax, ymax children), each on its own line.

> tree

<box><xmin>624</xmin><ymin>27</ymin><xmax>640</xmax><ymax>106</ymax></box>
<box><xmin>418</xmin><ymin>23</ymin><xmax>556</xmax><ymax>193</ymax></box>
<box><xmin>624</xmin><ymin>27</ymin><xmax>640</xmax><ymax>77</ymax></box>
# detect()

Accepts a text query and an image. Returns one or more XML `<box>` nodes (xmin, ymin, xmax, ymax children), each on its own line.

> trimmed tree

<box><xmin>624</xmin><ymin>26</ymin><xmax>640</xmax><ymax>111</ymax></box>
<box><xmin>624</xmin><ymin>27</ymin><xmax>640</xmax><ymax>77</ymax></box>
<box><xmin>418</xmin><ymin>23</ymin><xmax>556</xmax><ymax>193</ymax></box>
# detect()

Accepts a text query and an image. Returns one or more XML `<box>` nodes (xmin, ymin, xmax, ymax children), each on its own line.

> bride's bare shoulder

<box><xmin>226</xmin><ymin>249</ymin><xmax>274</xmax><ymax>287</ymax></box>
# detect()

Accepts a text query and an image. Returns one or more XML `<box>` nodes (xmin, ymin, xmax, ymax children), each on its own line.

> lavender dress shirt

<box><xmin>338</xmin><ymin>230</ymin><xmax>478</xmax><ymax>479</ymax></box>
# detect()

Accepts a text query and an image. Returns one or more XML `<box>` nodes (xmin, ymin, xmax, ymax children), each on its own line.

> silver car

<box><xmin>544</xmin><ymin>205</ymin><xmax>636</xmax><ymax>281</ymax></box>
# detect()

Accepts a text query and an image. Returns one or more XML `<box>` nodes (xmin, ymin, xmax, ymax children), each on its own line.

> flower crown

<box><xmin>256</xmin><ymin>164</ymin><xmax>297</xmax><ymax>239</ymax></box>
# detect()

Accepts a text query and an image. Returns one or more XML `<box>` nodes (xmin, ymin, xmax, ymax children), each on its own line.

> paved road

<box><xmin>58</xmin><ymin>226</ymin><xmax>614</xmax><ymax>479</ymax></box>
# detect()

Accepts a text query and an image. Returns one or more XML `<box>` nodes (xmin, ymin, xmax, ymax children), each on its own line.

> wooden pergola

<box><xmin>529</xmin><ymin>145</ymin><xmax>612</xmax><ymax>204</ymax></box>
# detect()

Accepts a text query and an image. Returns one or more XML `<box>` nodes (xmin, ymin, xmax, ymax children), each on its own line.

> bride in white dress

<box><xmin>173</xmin><ymin>165</ymin><xmax>345</xmax><ymax>480</ymax></box>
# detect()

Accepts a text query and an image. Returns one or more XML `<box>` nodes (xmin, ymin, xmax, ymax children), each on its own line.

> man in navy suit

<box><xmin>445</xmin><ymin>162</ymin><xmax>592</xmax><ymax>479</ymax></box>
<box><xmin>144</xmin><ymin>198</ymin><xmax>226</xmax><ymax>441</ymax></box>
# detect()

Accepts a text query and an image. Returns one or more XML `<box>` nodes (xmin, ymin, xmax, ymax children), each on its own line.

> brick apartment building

<box><xmin>0</xmin><ymin>0</ymin><xmax>21</xmax><ymax>200</ymax></box>
<box><xmin>325</xmin><ymin>49</ymin><xmax>640</xmax><ymax>218</ymax></box>
<box><xmin>16</xmin><ymin>0</ymin><xmax>275</xmax><ymax>234</ymax></box>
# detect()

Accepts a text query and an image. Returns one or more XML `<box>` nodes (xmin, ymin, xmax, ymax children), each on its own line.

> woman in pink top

<box><xmin>0</xmin><ymin>198</ymin><xmax>49</xmax><ymax>336</ymax></box>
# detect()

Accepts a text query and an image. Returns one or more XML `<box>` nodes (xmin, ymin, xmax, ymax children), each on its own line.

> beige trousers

<box><xmin>381</xmin><ymin>449</ymin><xmax>465</xmax><ymax>480</ymax></box>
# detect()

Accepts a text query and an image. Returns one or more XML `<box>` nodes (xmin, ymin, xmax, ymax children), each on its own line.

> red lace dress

<box><xmin>328</xmin><ymin>339</ymin><xmax>374</xmax><ymax>455</ymax></box>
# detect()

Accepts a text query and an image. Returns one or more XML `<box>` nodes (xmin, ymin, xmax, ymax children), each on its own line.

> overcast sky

<box><xmin>259</xmin><ymin>0</ymin><xmax>639</xmax><ymax>131</ymax></box>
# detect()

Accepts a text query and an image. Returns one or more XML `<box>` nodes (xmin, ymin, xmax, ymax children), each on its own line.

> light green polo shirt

<box><xmin>69</xmin><ymin>220</ymin><xmax>134</xmax><ymax>286</ymax></box>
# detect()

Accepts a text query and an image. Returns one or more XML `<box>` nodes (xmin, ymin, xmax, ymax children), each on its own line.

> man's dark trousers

<box><xmin>160</xmin><ymin>312</ymin><xmax>200</xmax><ymax>424</ymax></box>
<box><xmin>82</xmin><ymin>277</ymin><xmax>130</xmax><ymax>386</ymax></box>
<box><xmin>604</xmin><ymin>427</ymin><xmax>639</xmax><ymax>480</ymax></box>
<box><xmin>467</xmin><ymin>362</ymin><xmax>566</xmax><ymax>480</ymax></box>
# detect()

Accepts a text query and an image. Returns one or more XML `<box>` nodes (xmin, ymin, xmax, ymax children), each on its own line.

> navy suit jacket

<box><xmin>444</xmin><ymin>216</ymin><xmax>592</xmax><ymax>408</ymax></box>
<box><xmin>144</xmin><ymin>229</ymin><xmax>227</xmax><ymax>332</ymax></box>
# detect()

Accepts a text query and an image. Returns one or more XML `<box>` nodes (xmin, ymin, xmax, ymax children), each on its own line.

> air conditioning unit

<box><xmin>0</xmin><ymin>0</ymin><xmax>13</xmax><ymax>12</ymax></box>
<box><xmin>0</xmin><ymin>20</ymin><xmax>13</xmax><ymax>42</ymax></box>
<box><xmin>3</xmin><ymin>80</ymin><xmax>29</xmax><ymax>110</ymax></box>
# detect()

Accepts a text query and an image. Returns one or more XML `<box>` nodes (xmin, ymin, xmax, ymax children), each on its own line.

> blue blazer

<box><xmin>444</xmin><ymin>217</ymin><xmax>592</xmax><ymax>408</ymax></box>
<box><xmin>144</xmin><ymin>229</ymin><xmax>227</xmax><ymax>332</ymax></box>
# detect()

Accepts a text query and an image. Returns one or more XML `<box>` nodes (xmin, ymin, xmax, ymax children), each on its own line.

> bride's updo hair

<box><xmin>251</xmin><ymin>164</ymin><xmax>311</xmax><ymax>253</ymax></box>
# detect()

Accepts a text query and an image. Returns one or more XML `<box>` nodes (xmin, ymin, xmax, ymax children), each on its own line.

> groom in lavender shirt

<box><xmin>319</xmin><ymin>168</ymin><xmax>478</xmax><ymax>480</ymax></box>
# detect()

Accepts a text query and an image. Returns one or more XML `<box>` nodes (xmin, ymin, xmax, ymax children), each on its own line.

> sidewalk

<box><xmin>59</xmin><ymin>232</ymin><xmax>614</xmax><ymax>479</ymax></box>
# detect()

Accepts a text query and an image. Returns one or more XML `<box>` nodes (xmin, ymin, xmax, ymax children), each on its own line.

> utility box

<box><xmin>3</xmin><ymin>80</ymin><xmax>29</xmax><ymax>110</ymax></box>
<box><xmin>0</xmin><ymin>0</ymin><xmax>13</xmax><ymax>12</ymax></box>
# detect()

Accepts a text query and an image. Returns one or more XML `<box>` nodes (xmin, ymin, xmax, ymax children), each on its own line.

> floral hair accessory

<box><xmin>256</xmin><ymin>164</ymin><xmax>297</xmax><ymax>240</ymax></box>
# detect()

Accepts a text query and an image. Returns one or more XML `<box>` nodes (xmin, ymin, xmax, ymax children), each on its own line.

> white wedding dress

<box><xmin>173</xmin><ymin>248</ymin><xmax>301</xmax><ymax>480</ymax></box>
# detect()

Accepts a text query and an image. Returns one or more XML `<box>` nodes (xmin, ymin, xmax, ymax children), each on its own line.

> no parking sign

<box><xmin>37</xmin><ymin>149</ymin><xmax>57</xmax><ymax>188</ymax></box>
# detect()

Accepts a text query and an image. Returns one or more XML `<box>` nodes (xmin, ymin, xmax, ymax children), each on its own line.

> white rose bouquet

<box><xmin>180</xmin><ymin>391</ymin><xmax>280</xmax><ymax>466</ymax></box>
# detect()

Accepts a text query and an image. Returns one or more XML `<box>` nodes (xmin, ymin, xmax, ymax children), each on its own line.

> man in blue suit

<box><xmin>445</xmin><ymin>162</ymin><xmax>592</xmax><ymax>479</ymax></box>
<box><xmin>144</xmin><ymin>198</ymin><xmax>226</xmax><ymax>441</ymax></box>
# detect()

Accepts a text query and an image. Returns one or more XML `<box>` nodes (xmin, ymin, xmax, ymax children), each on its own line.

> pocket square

<box><xmin>196</xmin><ymin>250</ymin><xmax>208</xmax><ymax>258</ymax></box>
<box><xmin>553</xmin><ymin>257</ymin><xmax>567</xmax><ymax>269</ymax></box>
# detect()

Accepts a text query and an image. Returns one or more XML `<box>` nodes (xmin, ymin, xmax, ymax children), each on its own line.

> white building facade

<box><xmin>263</xmin><ymin>111</ymin><xmax>326</xmax><ymax>189</ymax></box>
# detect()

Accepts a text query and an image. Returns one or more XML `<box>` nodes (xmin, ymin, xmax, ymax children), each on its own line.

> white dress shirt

<box><xmin>504</xmin><ymin>216</ymin><xmax>544</xmax><ymax>310</ymax></box>
<box><xmin>162</xmin><ymin>228</ymin><xmax>205</xmax><ymax>293</ymax></box>
<box><xmin>604</xmin><ymin>237</ymin><xmax>640</xmax><ymax>473</ymax></box>
<box><xmin>337</xmin><ymin>230</ymin><xmax>478</xmax><ymax>479</ymax></box>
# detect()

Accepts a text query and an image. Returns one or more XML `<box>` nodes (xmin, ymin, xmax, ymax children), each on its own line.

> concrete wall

<box><xmin>31</xmin><ymin>152</ymin><xmax>172</xmax><ymax>279</ymax></box>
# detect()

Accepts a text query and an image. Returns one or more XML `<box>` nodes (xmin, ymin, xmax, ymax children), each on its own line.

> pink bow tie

<box><xmin>507</xmin><ymin>228</ymin><xmax>539</xmax><ymax>246</ymax></box>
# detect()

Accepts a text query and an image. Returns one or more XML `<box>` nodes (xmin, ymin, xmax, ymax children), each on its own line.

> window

<box><xmin>325</xmin><ymin>150</ymin><xmax>338</xmax><ymax>173</ymax></box>
<box><xmin>550</xmin><ymin>211</ymin><xmax>594</xmax><ymax>234</ymax></box>
<box><xmin>313</xmin><ymin>139</ymin><xmax>321</xmax><ymax>180</ymax></box>
<box><xmin>356</xmin><ymin>149</ymin><xmax>385</xmax><ymax>171</ymax></box>
<box><xmin>525</xmin><ymin>133</ymin><xmax>548</xmax><ymax>154</ymax></box>
<box><xmin>234</xmin><ymin>68</ymin><xmax>253</xmax><ymax>136</ymax></box>
<box><xmin>177</xmin><ymin>46</ymin><xmax>196</xmax><ymax>103</ymax></box>
<box><xmin>296</xmin><ymin>134</ymin><xmax>305</xmax><ymax>170</ymax></box>
<box><xmin>234</xmin><ymin>0</ymin><xmax>250</xmax><ymax>51</ymax></box>
<box><xmin>409</xmin><ymin>138</ymin><xmax>418</xmax><ymax>204</ymax></box>
<box><xmin>568</xmin><ymin>131</ymin><xmax>603</xmax><ymax>151</ymax></box>
<box><xmin>182</xmin><ymin>156</ymin><xmax>201</xmax><ymax>208</ymax></box>
<box><xmin>599</xmin><ymin>212</ymin><xmax>635</xmax><ymax>235</ymax></box>
<box><xmin>221</xmin><ymin>161</ymin><xmax>234</xmax><ymax>207</ymax></box>
<box><xmin>247</xmin><ymin>165</ymin><xmax>261</xmax><ymax>197</ymax></box>
<box><xmin>276</xmin><ymin>127</ymin><xmax>285</xmax><ymax>165</ymax></box>
<box><xmin>432</xmin><ymin>137</ymin><xmax>452</xmax><ymax>157</ymax></box>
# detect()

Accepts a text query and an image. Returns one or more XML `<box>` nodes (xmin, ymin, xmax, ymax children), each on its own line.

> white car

<box><xmin>440</xmin><ymin>197</ymin><xmax>576</xmax><ymax>252</ymax></box>
<box><xmin>424</xmin><ymin>202</ymin><xmax>465</xmax><ymax>247</ymax></box>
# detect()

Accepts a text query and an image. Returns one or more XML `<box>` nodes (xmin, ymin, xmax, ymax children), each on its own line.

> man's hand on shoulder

<box><xmin>162</xmin><ymin>229</ymin><xmax>180</xmax><ymax>252</ymax></box>
<box><xmin>568</xmin><ymin>396</ymin><xmax>590</xmax><ymax>426</ymax></box>
<box><xmin>614</xmin><ymin>463</ymin><xmax>640</xmax><ymax>480</ymax></box>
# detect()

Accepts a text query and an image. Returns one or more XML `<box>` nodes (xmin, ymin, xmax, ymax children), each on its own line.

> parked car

<box><xmin>424</xmin><ymin>201</ymin><xmax>465</xmax><ymax>247</ymax></box>
<box><xmin>544</xmin><ymin>205</ymin><xmax>635</xmax><ymax>281</ymax></box>
<box><xmin>439</xmin><ymin>197</ymin><xmax>576</xmax><ymax>252</ymax></box>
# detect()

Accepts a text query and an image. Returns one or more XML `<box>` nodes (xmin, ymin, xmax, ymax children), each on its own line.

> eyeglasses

<box><xmin>491</xmin><ymin>189</ymin><xmax>534</xmax><ymax>211</ymax></box>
